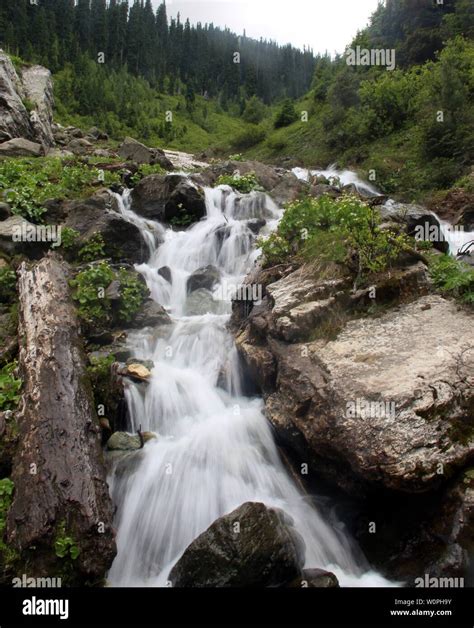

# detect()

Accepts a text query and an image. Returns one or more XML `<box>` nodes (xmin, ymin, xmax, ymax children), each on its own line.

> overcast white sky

<box><xmin>152</xmin><ymin>0</ymin><xmax>382</xmax><ymax>55</ymax></box>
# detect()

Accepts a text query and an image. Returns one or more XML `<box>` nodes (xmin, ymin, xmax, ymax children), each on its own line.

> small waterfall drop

<box><xmin>107</xmin><ymin>182</ymin><xmax>393</xmax><ymax>587</ymax></box>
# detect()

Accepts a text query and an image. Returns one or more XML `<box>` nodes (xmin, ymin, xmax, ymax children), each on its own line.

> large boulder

<box><xmin>64</xmin><ymin>190</ymin><xmax>149</xmax><ymax>263</ymax></box>
<box><xmin>21</xmin><ymin>64</ymin><xmax>55</xmax><ymax>147</ymax></box>
<box><xmin>118</xmin><ymin>136</ymin><xmax>173</xmax><ymax>169</ymax></box>
<box><xmin>0</xmin><ymin>53</ymin><xmax>54</xmax><ymax>146</ymax></box>
<box><xmin>131</xmin><ymin>174</ymin><xmax>206</xmax><ymax>224</ymax></box>
<box><xmin>0</xmin><ymin>52</ymin><xmax>32</xmax><ymax>143</ymax></box>
<box><xmin>239</xmin><ymin>293</ymin><xmax>474</xmax><ymax>495</ymax></box>
<box><xmin>0</xmin><ymin>215</ymin><xmax>51</xmax><ymax>257</ymax></box>
<box><xmin>0</xmin><ymin>137</ymin><xmax>42</xmax><ymax>157</ymax></box>
<box><xmin>168</xmin><ymin>502</ymin><xmax>305</xmax><ymax>587</ymax></box>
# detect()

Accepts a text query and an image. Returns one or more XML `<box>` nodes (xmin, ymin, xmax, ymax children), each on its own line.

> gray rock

<box><xmin>168</xmin><ymin>502</ymin><xmax>305</xmax><ymax>587</ymax></box>
<box><xmin>132</xmin><ymin>173</ymin><xmax>206</xmax><ymax>225</ymax></box>
<box><xmin>21</xmin><ymin>64</ymin><xmax>55</xmax><ymax>147</ymax></box>
<box><xmin>158</xmin><ymin>266</ymin><xmax>172</xmax><ymax>283</ymax></box>
<box><xmin>106</xmin><ymin>432</ymin><xmax>142</xmax><ymax>451</ymax></box>
<box><xmin>184</xmin><ymin>288</ymin><xmax>223</xmax><ymax>316</ymax></box>
<box><xmin>67</xmin><ymin>137</ymin><xmax>93</xmax><ymax>155</ymax></box>
<box><xmin>0</xmin><ymin>53</ymin><xmax>33</xmax><ymax>143</ymax></box>
<box><xmin>0</xmin><ymin>137</ymin><xmax>42</xmax><ymax>157</ymax></box>
<box><xmin>118</xmin><ymin>136</ymin><xmax>173</xmax><ymax>169</ymax></box>
<box><xmin>186</xmin><ymin>265</ymin><xmax>220</xmax><ymax>294</ymax></box>
<box><xmin>64</xmin><ymin>190</ymin><xmax>149</xmax><ymax>263</ymax></box>
<box><xmin>126</xmin><ymin>299</ymin><xmax>172</xmax><ymax>328</ymax></box>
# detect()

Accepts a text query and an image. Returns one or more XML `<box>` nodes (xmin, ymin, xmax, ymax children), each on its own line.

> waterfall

<box><xmin>107</xmin><ymin>184</ymin><xmax>393</xmax><ymax>588</ymax></box>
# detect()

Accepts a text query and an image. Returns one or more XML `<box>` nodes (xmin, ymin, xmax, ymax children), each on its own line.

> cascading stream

<box><xmin>107</xmin><ymin>183</ymin><xmax>393</xmax><ymax>587</ymax></box>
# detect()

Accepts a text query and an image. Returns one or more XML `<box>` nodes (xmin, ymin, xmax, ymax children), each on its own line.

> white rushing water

<box><xmin>107</xmin><ymin>183</ymin><xmax>394</xmax><ymax>588</ymax></box>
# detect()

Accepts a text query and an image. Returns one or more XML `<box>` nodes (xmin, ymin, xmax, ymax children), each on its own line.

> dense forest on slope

<box><xmin>1</xmin><ymin>0</ymin><xmax>473</xmax><ymax>197</ymax></box>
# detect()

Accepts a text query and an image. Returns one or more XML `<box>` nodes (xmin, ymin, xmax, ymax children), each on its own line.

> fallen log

<box><xmin>6</xmin><ymin>253</ymin><xmax>116</xmax><ymax>583</ymax></box>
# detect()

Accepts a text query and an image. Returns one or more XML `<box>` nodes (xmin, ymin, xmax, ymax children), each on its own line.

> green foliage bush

<box><xmin>231</xmin><ymin>125</ymin><xmax>266</xmax><ymax>149</ymax></box>
<box><xmin>70</xmin><ymin>262</ymin><xmax>148</xmax><ymax>326</ymax></box>
<box><xmin>258</xmin><ymin>195</ymin><xmax>410</xmax><ymax>278</ymax></box>
<box><xmin>242</xmin><ymin>96</ymin><xmax>267</xmax><ymax>124</ymax></box>
<box><xmin>78</xmin><ymin>234</ymin><xmax>106</xmax><ymax>263</ymax></box>
<box><xmin>429</xmin><ymin>254</ymin><xmax>474</xmax><ymax>304</ymax></box>
<box><xmin>0</xmin><ymin>268</ymin><xmax>16</xmax><ymax>303</ymax></box>
<box><xmin>58</xmin><ymin>227</ymin><xmax>80</xmax><ymax>251</ymax></box>
<box><xmin>216</xmin><ymin>172</ymin><xmax>262</xmax><ymax>194</ymax></box>
<box><xmin>0</xmin><ymin>362</ymin><xmax>21</xmax><ymax>411</ymax></box>
<box><xmin>0</xmin><ymin>158</ymin><xmax>121</xmax><ymax>223</ymax></box>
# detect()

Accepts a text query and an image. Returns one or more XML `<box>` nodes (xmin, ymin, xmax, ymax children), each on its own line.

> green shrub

<box><xmin>0</xmin><ymin>268</ymin><xmax>17</xmax><ymax>303</ymax></box>
<box><xmin>116</xmin><ymin>268</ymin><xmax>148</xmax><ymax>323</ymax></box>
<box><xmin>78</xmin><ymin>233</ymin><xmax>106</xmax><ymax>262</ymax></box>
<box><xmin>0</xmin><ymin>478</ymin><xmax>14</xmax><ymax>533</ymax></box>
<box><xmin>0</xmin><ymin>362</ymin><xmax>21</xmax><ymax>411</ymax></box>
<box><xmin>70</xmin><ymin>262</ymin><xmax>115</xmax><ymax>324</ymax></box>
<box><xmin>58</xmin><ymin>227</ymin><xmax>80</xmax><ymax>251</ymax></box>
<box><xmin>231</xmin><ymin>125</ymin><xmax>266</xmax><ymax>149</ymax></box>
<box><xmin>0</xmin><ymin>157</ymin><xmax>121</xmax><ymax>223</ymax></box>
<box><xmin>242</xmin><ymin>96</ymin><xmax>267</xmax><ymax>124</ymax></box>
<box><xmin>216</xmin><ymin>171</ymin><xmax>262</xmax><ymax>194</ymax></box>
<box><xmin>54</xmin><ymin>522</ymin><xmax>79</xmax><ymax>560</ymax></box>
<box><xmin>258</xmin><ymin>195</ymin><xmax>410</xmax><ymax>278</ymax></box>
<box><xmin>70</xmin><ymin>262</ymin><xmax>147</xmax><ymax>326</ymax></box>
<box><xmin>429</xmin><ymin>254</ymin><xmax>474</xmax><ymax>304</ymax></box>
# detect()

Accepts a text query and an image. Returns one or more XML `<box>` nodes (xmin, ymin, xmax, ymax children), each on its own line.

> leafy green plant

<box><xmin>78</xmin><ymin>233</ymin><xmax>106</xmax><ymax>262</ymax></box>
<box><xmin>258</xmin><ymin>194</ymin><xmax>410</xmax><ymax>279</ymax></box>
<box><xmin>0</xmin><ymin>157</ymin><xmax>121</xmax><ymax>223</ymax></box>
<box><xmin>54</xmin><ymin>522</ymin><xmax>79</xmax><ymax>560</ymax></box>
<box><xmin>229</xmin><ymin>153</ymin><xmax>244</xmax><ymax>161</ymax></box>
<box><xmin>0</xmin><ymin>267</ymin><xmax>17</xmax><ymax>303</ymax></box>
<box><xmin>0</xmin><ymin>478</ymin><xmax>14</xmax><ymax>533</ymax></box>
<box><xmin>117</xmin><ymin>268</ymin><xmax>148</xmax><ymax>323</ymax></box>
<box><xmin>429</xmin><ymin>254</ymin><xmax>474</xmax><ymax>304</ymax></box>
<box><xmin>70</xmin><ymin>262</ymin><xmax>147</xmax><ymax>326</ymax></box>
<box><xmin>0</xmin><ymin>362</ymin><xmax>21</xmax><ymax>411</ymax></box>
<box><xmin>58</xmin><ymin>227</ymin><xmax>80</xmax><ymax>251</ymax></box>
<box><xmin>216</xmin><ymin>171</ymin><xmax>262</xmax><ymax>194</ymax></box>
<box><xmin>70</xmin><ymin>262</ymin><xmax>114</xmax><ymax>324</ymax></box>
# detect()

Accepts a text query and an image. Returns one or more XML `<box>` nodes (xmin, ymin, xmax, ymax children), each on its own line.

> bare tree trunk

<box><xmin>7</xmin><ymin>253</ymin><xmax>116</xmax><ymax>583</ymax></box>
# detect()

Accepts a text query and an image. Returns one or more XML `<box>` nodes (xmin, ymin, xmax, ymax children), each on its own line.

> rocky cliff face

<box><xmin>231</xmin><ymin>258</ymin><xmax>474</xmax><ymax>581</ymax></box>
<box><xmin>0</xmin><ymin>52</ymin><xmax>55</xmax><ymax>148</ymax></box>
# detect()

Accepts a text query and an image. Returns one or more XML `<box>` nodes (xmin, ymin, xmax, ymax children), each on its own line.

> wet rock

<box><xmin>118</xmin><ymin>136</ymin><xmax>174</xmax><ymax>169</ymax></box>
<box><xmin>131</xmin><ymin>174</ymin><xmax>206</xmax><ymax>225</ymax></box>
<box><xmin>184</xmin><ymin>288</ymin><xmax>223</xmax><ymax>316</ymax></box>
<box><xmin>158</xmin><ymin>266</ymin><xmax>172</xmax><ymax>283</ymax></box>
<box><xmin>247</xmin><ymin>218</ymin><xmax>266</xmax><ymax>234</ymax></box>
<box><xmin>0</xmin><ymin>138</ymin><xmax>42</xmax><ymax>157</ymax></box>
<box><xmin>168</xmin><ymin>502</ymin><xmax>305</xmax><ymax>587</ymax></box>
<box><xmin>64</xmin><ymin>190</ymin><xmax>149</xmax><ymax>263</ymax></box>
<box><xmin>122</xmin><ymin>362</ymin><xmax>152</xmax><ymax>382</ymax></box>
<box><xmin>288</xmin><ymin>568</ymin><xmax>339</xmax><ymax>588</ymax></box>
<box><xmin>187</xmin><ymin>265</ymin><xmax>220</xmax><ymax>294</ymax></box>
<box><xmin>125</xmin><ymin>299</ymin><xmax>172</xmax><ymax>328</ymax></box>
<box><xmin>106</xmin><ymin>431</ymin><xmax>156</xmax><ymax>451</ymax></box>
